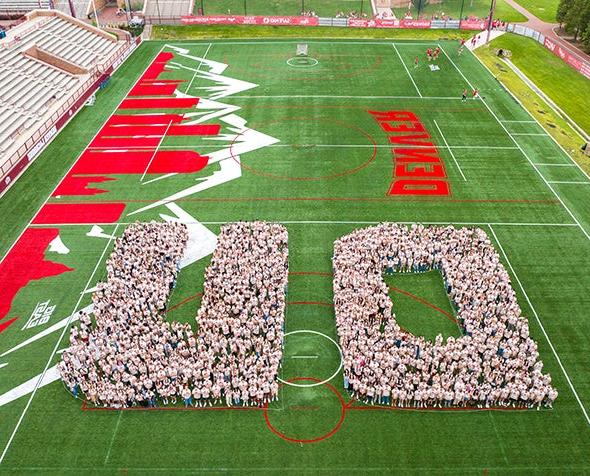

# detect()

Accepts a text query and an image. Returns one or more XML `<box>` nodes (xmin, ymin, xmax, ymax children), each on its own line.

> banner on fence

<box><xmin>459</xmin><ymin>20</ymin><xmax>486</xmax><ymax>30</ymax></box>
<box><xmin>181</xmin><ymin>15</ymin><xmax>320</xmax><ymax>26</ymax></box>
<box><xmin>544</xmin><ymin>37</ymin><xmax>590</xmax><ymax>80</ymax></box>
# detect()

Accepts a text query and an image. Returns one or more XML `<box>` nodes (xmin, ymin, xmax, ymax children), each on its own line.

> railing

<box><xmin>0</xmin><ymin>37</ymin><xmax>139</xmax><ymax>194</ymax></box>
<box><xmin>0</xmin><ymin>14</ymin><xmax>54</xmax><ymax>49</ymax></box>
<box><xmin>506</xmin><ymin>24</ymin><xmax>590</xmax><ymax>80</ymax></box>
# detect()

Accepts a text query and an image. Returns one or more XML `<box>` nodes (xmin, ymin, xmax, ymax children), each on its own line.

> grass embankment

<box><xmin>476</xmin><ymin>33</ymin><xmax>590</xmax><ymax>173</ymax></box>
<box><xmin>152</xmin><ymin>24</ymin><xmax>475</xmax><ymax>40</ymax></box>
<box><xmin>512</xmin><ymin>0</ymin><xmax>558</xmax><ymax>22</ymax></box>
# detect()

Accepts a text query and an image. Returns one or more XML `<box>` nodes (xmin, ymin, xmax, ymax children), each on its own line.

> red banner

<box><xmin>544</xmin><ymin>37</ymin><xmax>590</xmax><ymax>80</ymax></box>
<box><xmin>460</xmin><ymin>20</ymin><xmax>486</xmax><ymax>30</ymax></box>
<box><xmin>399</xmin><ymin>19</ymin><xmax>431</xmax><ymax>29</ymax></box>
<box><xmin>181</xmin><ymin>15</ymin><xmax>319</xmax><ymax>26</ymax></box>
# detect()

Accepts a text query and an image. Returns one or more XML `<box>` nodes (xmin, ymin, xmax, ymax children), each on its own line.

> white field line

<box><xmin>548</xmin><ymin>181</ymin><xmax>590</xmax><ymax>185</ymax></box>
<box><xmin>468</xmin><ymin>43</ymin><xmax>590</xmax><ymax>183</ymax></box>
<box><xmin>184</xmin><ymin>42</ymin><xmax>211</xmax><ymax>94</ymax></box>
<box><xmin>103</xmin><ymin>411</ymin><xmax>123</xmax><ymax>465</ymax></box>
<box><xmin>535</xmin><ymin>163</ymin><xmax>576</xmax><ymax>167</ymax></box>
<box><xmin>510</xmin><ymin>133</ymin><xmax>548</xmax><ymax>137</ymax></box>
<box><xmin>488</xmin><ymin>225</ymin><xmax>590</xmax><ymax>426</ymax></box>
<box><xmin>433</xmin><ymin>120</ymin><xmax>467</xmax><ymax>181</ymax></box>
<box><xmin>0</xmin><ymin>44</ymin><xmax>167</xmax><ymax>466</ymax></box>
<box><xmin>0</xmin><ymin>223</ymin><xmax>120</xmax><ymax>465</ymax></box>
<box><xmin>439</xmin><ymin>44</ymin><xmax>590</xmax><ymax>242</ymax></box>
<box><xmin>140</xmin><ymin>120</ymin><xmax>173</xmax><ymax>183</ymax></box>
<box><xmin>395</xmin><ymin>44</ymin><xmax>421</xmax><ymax>98</ymax></box>
<box><xmin>228</xmin><ymin>95</ymin><xmax>456</xmax><ymax>99</ymax></box>
<box><xmin>30</xmin><ymin>221</ymin><xmax>578</xmax><ymax>227</ymax></box>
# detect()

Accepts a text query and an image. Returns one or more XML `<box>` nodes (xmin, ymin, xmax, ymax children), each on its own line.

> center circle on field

<box><xmin>229</xmin><ymin>116</ymin><xmax>378</xmax><ymax>181</ymax></box>
<box><xmin>263</xmin><ymin>377</ymin><xmax>346</xmax><ymax>444</ymax></box>
<box><xmin>286</xmin><ymin>57</ymin><xmax>319</xmax><ymax>67</ymax></box>
<box><xmin>278</xmin><ymin>330</ymin><xmax>343</xmax><ymax>388</ymax></box>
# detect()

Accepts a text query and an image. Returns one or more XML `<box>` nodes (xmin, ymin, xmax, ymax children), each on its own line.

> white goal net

<box><xmin>296</xmin><ymin>44</ymin><xmax>308</xmax><ymax>57</ymax></box>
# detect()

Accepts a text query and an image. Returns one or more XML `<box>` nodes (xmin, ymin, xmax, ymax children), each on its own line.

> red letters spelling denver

<box><xmin>369</xmin><ymin>110</ymin><xmax>450</xmax><ymax>196</ymax></box>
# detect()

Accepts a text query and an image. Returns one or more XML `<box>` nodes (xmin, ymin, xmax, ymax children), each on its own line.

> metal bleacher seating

<box><xmin>0</xmin><ymin>11</ymin><xmax>126</xmax><ymax>160</ymax></box>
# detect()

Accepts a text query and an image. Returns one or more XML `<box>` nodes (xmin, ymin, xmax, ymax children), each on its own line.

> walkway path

<box><xmin>502</xmin><ymin>0</ymin><xmax>590</xmax><ymax>64</ymax></box>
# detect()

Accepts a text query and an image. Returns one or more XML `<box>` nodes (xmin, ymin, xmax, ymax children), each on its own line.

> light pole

<box><xmin>155</xmin><ymin>0</ymin><xmax>162</xmax><ymax>24</ymax></box>
<box><xmin>360</xmin><ymin>0</ymin><xmax>364</xmax><ymax>16</ymax></box>
<box><xmin>458</xmin><ymin>0</ymin><xmax>465</xmax><ymax>21</ymax></box>
<box><xmin>243</xmin><ymin>0</ymin><xmax>246</xmax><ymax>15</ymax></box>
<box><xmin>485</xmin><ymin>0</ymin><xmax>497</xmax><ymax>44</ymax></box>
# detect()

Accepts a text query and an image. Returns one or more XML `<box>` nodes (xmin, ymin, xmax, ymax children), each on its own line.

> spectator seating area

<box><xmin>0</xmin><ymin>0</ymin><xmax>52</xmax><ymax>16</ymax></box>
<box><xmin>0</xmin><ymin>10</ymin><xmax>129</xmax><ymax>185</ymax></box>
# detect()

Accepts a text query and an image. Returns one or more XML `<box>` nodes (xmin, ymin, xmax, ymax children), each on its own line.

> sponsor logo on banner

<box><xmin>459</xmin><ymin>20</ymin><xmax>486</xmax><ymax>30</ymax></box>
<box><xmin>181</xmin><ymin>15</ymin><xmax>319</xmax><ymax>26</ymax></box>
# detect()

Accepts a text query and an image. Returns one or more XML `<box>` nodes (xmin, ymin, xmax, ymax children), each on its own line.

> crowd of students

<box><xmin>333</xmin><ymin>223</ymin><xmax>558</xmax><ymax>408</ymax></box>
<box><xmin>58</xmin><ymin>221</ymin><xmax>288</xmax><ymax>408</ymax></box>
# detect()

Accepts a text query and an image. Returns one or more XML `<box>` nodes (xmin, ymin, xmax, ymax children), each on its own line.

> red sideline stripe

<box><xmin>168</xmin><ymin>124</ymin><xmax>221</xmax><ymax>136</ymax></box>
<box><xmin>129</xmin><ymin>83</ymin><xmax>179</xmax><ymax>97</ymax></box>
<box><xmin>52</xmin><ymin>175</ymin><xmax>114</xmax><ymax>197</ymax></box>
<box><xmin>33</xmin><ymin>203</ymin><xmax>125</xmax><ymax>224</ymax></box>
<box><xmin>119</xmin><ymin>98</ymin><xmax>199</xmax><ymax>110</ymax></box>
<box><xmin>107</xmin><ymin>114</ymin><xmax>184</xmax><ymax>126</ymax></box>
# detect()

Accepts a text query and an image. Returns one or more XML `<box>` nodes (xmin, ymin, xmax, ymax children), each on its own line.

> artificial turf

<box><xmin>0</xmin><ymin>37</ymin><xmax>589</xmax><ymax>474</ymax></box>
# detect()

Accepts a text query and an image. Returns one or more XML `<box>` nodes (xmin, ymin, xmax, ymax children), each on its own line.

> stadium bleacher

<box><xmin>0</xmin><ymin>10</ymin><xmax>130</xmax><ymax>188</ymax></box>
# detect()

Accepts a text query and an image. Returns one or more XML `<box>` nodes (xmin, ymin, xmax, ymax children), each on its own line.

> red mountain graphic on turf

<box><xmin>0</xmin><ymin>228</ymin><xmax>73</xmax><ymax>334</ymax></box>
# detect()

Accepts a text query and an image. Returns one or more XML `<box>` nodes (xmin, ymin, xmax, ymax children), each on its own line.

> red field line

<box><xmin>388</xmin><ymin>285</ymin><xmax>458</xmax><ymax>324</ymax></box>
<box><xmin>346</xmin><ymin>403</ymin><xmax>529</xmax><ymax>412</ymax></box>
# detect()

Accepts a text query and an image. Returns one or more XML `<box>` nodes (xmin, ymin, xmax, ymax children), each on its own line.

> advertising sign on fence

<box><xmin>544</xmin><ymin>37</ymin><xmax>590</xmax><ymax>80</ymax></box>
<box><xmin>459</xmin><ymin>20</ymin><xmax>486</xmax><ymax>30</ymax></box>
<box><xmin>181</xmin><ymin>15</ymin><xmax>320</xmax><ymax>26</ymax></box>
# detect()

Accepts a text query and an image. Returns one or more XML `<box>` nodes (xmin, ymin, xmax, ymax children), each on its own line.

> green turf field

<box><xmin>0</xmin><ymin>38</ymin><xmax>590</xmax><ymax>474</ymax></box>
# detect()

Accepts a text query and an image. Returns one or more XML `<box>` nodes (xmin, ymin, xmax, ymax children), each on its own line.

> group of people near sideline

<box><xmin>58</xmin><ymin>221</ymin><xmax>288</xmax><ymax>408</ymax></box>
<box><xmin>333</xmin><ymin>223</ymin><xmax>557</xmax><ymax>408</ymax></box>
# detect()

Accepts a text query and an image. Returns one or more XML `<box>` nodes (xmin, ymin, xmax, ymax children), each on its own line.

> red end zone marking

<box><xmin>107</xmin><ymin>114</ymin><xmax>185</xmax><ymax>126</ymax></box>
<box><xmin>33</xmin><ymin>203</ymin><xmax>125</xmax><ymax>225</ymax></box>
<box><xmin>119</xmin><ymin>98</ymin><xmax>199</xmax><ymax>110</ymax></box>
<box><xmin>53</xmin><ymin>175</ymin><xmax>114</xmax><ymax>197</ymax></box>
<box><xmin>72</xmin><ymin>150</ymin><xmax>209</xmax><ymax>175</ymax></box>
<box><xmin>263</xmin><ymin>377</ymin><xmax>346</xmax><ymax>444</ymax></box>
<box><xmin>0</xmin><ymin>228</ymin><xmax>73</xmax><ymax>331</ymax></box>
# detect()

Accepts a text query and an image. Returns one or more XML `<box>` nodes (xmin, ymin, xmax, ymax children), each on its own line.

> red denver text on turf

<box><xmin>369</xmin><ymin>110</ymin><xmax>450</xmax><ymax>196</ymax></box>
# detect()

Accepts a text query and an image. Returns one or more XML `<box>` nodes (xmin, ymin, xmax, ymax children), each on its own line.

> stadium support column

<box><xmin>92</xmin><ymin>0</ymin><xmax>101</xmax><ymax>28</ymax></box>
<box><xmin>155</xmin><ymin>0</ymin><xmax>162</xmax><ymax>24</ymax></box>
<box><xmin>485</xmin><ymin>0</ymin><xmax>497</xmax><ymax>44</ymax></box>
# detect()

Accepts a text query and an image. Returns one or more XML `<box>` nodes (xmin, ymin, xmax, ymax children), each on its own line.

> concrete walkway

<box><xmin>502</xmin><ymin>0</ymin><xmax>590</xmax><ymax>63</ymax></box>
